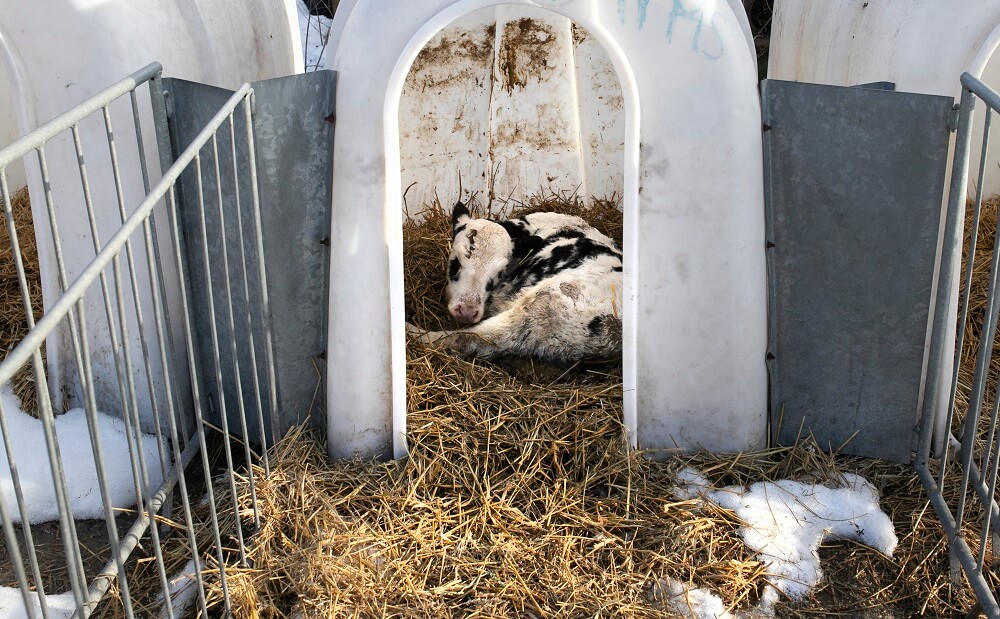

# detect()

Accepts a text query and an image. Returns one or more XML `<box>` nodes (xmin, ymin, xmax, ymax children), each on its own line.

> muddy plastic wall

<box><xmin>0</xmin><ymin>0</ymin><xmax>301</xmax><ymax>431</ymax></box>
<box><xmin>325</xmin><ymin>0</ymin><xmax>768</xmax><ymax>460</ymax></box>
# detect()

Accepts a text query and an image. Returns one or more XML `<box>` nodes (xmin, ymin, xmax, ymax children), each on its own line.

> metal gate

<box><xmin>0</xmin><ymin>62</ymin><xmax>332</xmax><ymax>617</ymax></box>
<box><xmin>915</xmin><ymin>73</ymin><xmax>1000</xmax><ymax>619</ymax></box>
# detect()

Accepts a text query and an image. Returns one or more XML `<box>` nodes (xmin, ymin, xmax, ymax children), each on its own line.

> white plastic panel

<box><xmin>0</xmin><ymin>59</ymin><xmax>24</xmax><ymax>191</ymax></box>
<box><xmin>326</xmin><ymin>0</ymin><xmax>768</xmax><ymax>460</ymax></box>
<box><xmin>0</xmin><ymin>0</ymin><xmax>300</xmax><ymax>431</ymax></box>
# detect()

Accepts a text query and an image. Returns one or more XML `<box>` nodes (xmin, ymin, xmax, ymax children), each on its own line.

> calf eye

<box><xmin>448</xmin><ymin>257</ymin><xmax>461</xmax><ymax>281</ymax></box>
<box><xmin>486</xmin><ymin>280</ymin><xmax>495</xmax><ymax>292</ymax></box>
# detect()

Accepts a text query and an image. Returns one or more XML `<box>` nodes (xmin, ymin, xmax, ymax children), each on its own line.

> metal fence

<box><xmin>917</xmin><ymin>72</ymin><xmax>1000</xmax><ymax>619</ymax></box>
<box><xmin>0</xmin><ymin>62</ymin><xmax>275</xmax><ymax>617</ymax></box>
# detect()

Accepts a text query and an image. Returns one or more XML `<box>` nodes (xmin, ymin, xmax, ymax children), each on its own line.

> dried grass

<box><xmin>0</xmin><ymin>187</ymin><xmax>987</xmax><ymax>616</ymax></box>
<box><xmin>954</xmin><ymin>195</ymin><xmax>1000</xmax><ymax>445</ymax></box>
<box><xmin>0</xmin><ymin>187</ymin><xmax>44</xmax><ymax>416</ymax></box>
<box><xmin>196</xmin><ymin>194</ymin><xmax>979</xmax><ymax>618</ymax></box>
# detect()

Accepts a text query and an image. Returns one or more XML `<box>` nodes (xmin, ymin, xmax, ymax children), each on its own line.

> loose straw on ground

<box><xmin>196</xmin><ymin>193</ymin><xmax>979</xmax><ymax>618</ymax></box>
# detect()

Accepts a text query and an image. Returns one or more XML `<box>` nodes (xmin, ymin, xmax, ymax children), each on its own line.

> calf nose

<box><xmin>451</xmin><ymin>303</ymin><xmax>479</xmax><ymax>324</ymax></box>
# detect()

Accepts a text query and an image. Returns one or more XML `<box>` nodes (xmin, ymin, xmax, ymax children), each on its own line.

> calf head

<box><xmin>445</xmin><ymin>203</ymin><xmax>513</xmax><ymax>324</ymax></box>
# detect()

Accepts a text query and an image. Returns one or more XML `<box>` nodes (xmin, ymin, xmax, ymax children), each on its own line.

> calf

<box><xmin>407</xmin><ymin>202</ymin><xmax>623</xmax><ymax>362</ymax></box>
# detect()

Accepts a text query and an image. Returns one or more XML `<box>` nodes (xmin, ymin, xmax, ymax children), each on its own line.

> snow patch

<box><xmin>0</xmin><ymin>586</ymin><xmax>76</xmax><ymax>619</ymax></box>
<box><xmin>298</xmin><ymin>1</ymin><xmax>333</xmax><ymax>72</ymax></box>
<box><xmin>153</xmin><ymin>558</ymin><xmax>201</xmax><ymax>618</ymax></box>
<box><xmin>674</xmin><ymin>467</ymin><xmax>897</xmax><ymax>610</ymax></box>
<box><xmin>652</xmin><ymin>577</ymin><xmax>734</xmax><ymax>619</ymax></box>
<box><xmin>0</xmin><ymin>384</ymin><xmax>163</xmax><ymax>524</ymax></box>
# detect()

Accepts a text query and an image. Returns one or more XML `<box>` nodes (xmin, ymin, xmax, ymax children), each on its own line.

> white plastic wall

<box><xmin>0</xmin><ymin>59</ymin><xmax>25</xmax><ymax>191</ymax></box>
<box><xmin>326</xmin><ymin>0</ymin><xmax>768</xmax><ymax>460</ymax></box>
<box><xmin>767</xmin><ymin>1</ymin><xmax>1000</xmax><ymax>456</ymax></box>
<box><xmin>399</xmin><ymin>6</ymin><xmax>623</xmax><ymax>211</ymax></box>
<box><xmin>0</xmin><ymin>0</ymin><xmax>301</xmax><ymax>431</ymax></box>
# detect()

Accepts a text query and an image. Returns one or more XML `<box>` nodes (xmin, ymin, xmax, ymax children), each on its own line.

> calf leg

<box><xmin>407</xmin><ymin>282</ymin><xmax>621</xmax><ymax>361</ymax></box>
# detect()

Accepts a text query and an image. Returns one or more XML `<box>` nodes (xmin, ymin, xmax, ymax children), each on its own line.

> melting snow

<box><xmin>0</xmin><ymin>384</ymin><xmax>163</xmax><ymax>524</ymax></box>
<box><xmin>652</xmin><ymin>578</ymin><xmax>734</xmax><ymax>619</ymax></box>
<box><xmin>674</xmin><ymin>467</ymin><xmax>897</xmax><ymax>613</ymax></box>
<box><xmin>0</xmin><ymin>586</ymin><xmax>75</xmax><ymax>618</ymax></box>
<box><xmin>153</xmin><ymin>558</ymin><xmax>201</xmax><ymax>618</ymax></box>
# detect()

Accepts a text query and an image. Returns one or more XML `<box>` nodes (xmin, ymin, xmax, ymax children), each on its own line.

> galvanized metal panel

<box><xmin>248</xmin><ymin>71</ymin><xmax>335</xmax><ymax>443</ymax></box>
<box><xmin>762</xmin><ymin>79</ymin><xmax>953</xmax><ymax>462</ymax></box>
<box><xmin>163</xmin><ymin>72</ymin><xmax>334</xmax><ymax>446</ymax></box>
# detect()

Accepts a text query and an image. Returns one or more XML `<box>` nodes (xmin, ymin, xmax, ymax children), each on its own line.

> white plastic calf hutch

<box><xmin>325</xmin><ymin>0</ymin><xmax>770</xmax><ymax>460</ymax></box>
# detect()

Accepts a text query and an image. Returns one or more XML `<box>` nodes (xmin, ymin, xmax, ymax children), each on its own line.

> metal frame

<box><xmin>918</xmin><ymin>72</ymin><xmax>1000</xmax><ymax>619</ymax></box>
<box><xmin>0</xmin><ymin>62</ymin><xmax>275</xmax><ymax>617</ymax></box>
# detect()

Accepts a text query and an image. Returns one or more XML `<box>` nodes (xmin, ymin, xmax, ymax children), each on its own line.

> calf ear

<box><xmin>451</xmin><ymin>202</ymin><xmax>471</xmax><ymax>230</ymax></box>
<box><xmin>512</xmin><ymin>234</ymin><xmax>545</xmax><ymax>262</ymax></box>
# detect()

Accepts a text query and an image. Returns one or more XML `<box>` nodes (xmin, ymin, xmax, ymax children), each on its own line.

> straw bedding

<box><xmin>0</xmin><ymin>187</ymin><xmax>44</xmax><ymax>416</ymax></box>
<box><xmin>193</xmin><ymin>194</ymin><xmax>981</xmax><ymax>618</ymax></box>
<box><xmin>0</xmin><ymin>190</ymin><xmax>990</xmax><ymax>616</ymax></box>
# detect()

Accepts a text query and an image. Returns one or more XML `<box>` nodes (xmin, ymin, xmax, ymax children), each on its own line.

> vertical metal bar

<box><xmin>101</xmin><ymin>104</ymin><xmax>174</xmax><ymax>615</ymax></box>
<box><xmin>0</xmin><ymin>169</ymin><xmax>89</xmax><ymax>609</ymax></box>
<box><xmin>953</xmin><ymin>92</ymin><xmax>996</xmax><ymax>530</ymax></box>
<box><xmin>0</xmin><ymin>425</ymin><xmax>38</xmax><ymax>618</ymax></box>
<box><xmin>128</xmin><ymin>88</ymin><xmax>178</xmax><ymax>543</ymax></box>
<box><xmin>941</xmin><ymin>111</ymin><xmax>992</xmax><ymax>482</ymax></box>
<box><xmin>0</xmin><ymin>387</ymin><xmax>48</xmax><ymax>617</ymax></box>
<box><xmin>72</xmin><ymin>299</ymin><xmax>139</xmax><ymax>618</ymax></box>
<box><xmin>126</xmin><ymin>91</ymin><xmax>170</xmax><ymax>484</ymax></box>
<box><xmin>165</xmin><ymin>174</ymin><xmax>234</xmax><ymax>614</ymax></box>
<box><xmin>956</xmin><ymin>223</ymin><xmax>1000</xmax><ymax>528</ymax></box>
<box><xmin>0</xmin><ymin>171</ymin><xmax>50</xmax><ymax>616</ymax></box>
<box><xmin>147</xmin><ymin>73</ymin><xmax>192</xmax><ymax>443</ymax></box>
<box><xmin>132</xmin><ymin>87</ymin><xmax>210</xmax><ymax>616</ymax></box>
<box><xmin>198</xmin><ymin>137</ymin><xmax>248</xmax><ymax>565</ymax></box>
<box><xmin>918</xmin><ymin>85</ymin><xmax>976</xmax><ymax>467</ymax></box>
<box><xmin>242</xmin><ymin>95</ymin><xmax>279</xmax><ymax>448</ymax></box>
<box><xmin>218</xmin><ymin>119</ymin><xmax>260</xmax><ymax>525</ymax></box>
<box><xmin>975</xmin><ymin>111</ymin><xmax>999</xmax><ymax>476</ymax></box>
<box><xmin>228</xmin><ymin>113</ymin><xmax>269</xmax><ymax>487</ymax></box>
<box><xmin>70</xmin><ymin>124</ymin><xmax>146</xmax><ymax>510</ymax></box>
<box><xmin>978</xmin><ymin>420</ymin><xmax>1000</xmax><ymax>568</ymax></box>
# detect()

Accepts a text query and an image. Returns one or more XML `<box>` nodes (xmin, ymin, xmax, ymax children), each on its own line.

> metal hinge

<box><xmin>948</xmin><ymin>103</ymin><xmax>961</xmax><ymax>132</ymax></box>
<box><xmin>163</xmin><ymin>90</ymin><xmax>174</xmax><ymax>119</ymax></box>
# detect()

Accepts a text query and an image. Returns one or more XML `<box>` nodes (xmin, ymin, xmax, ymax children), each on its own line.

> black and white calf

<box><xmin>408</xmin><ymin>202</ymin><xmax>623</xmax><ymax>362</ymax></box>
